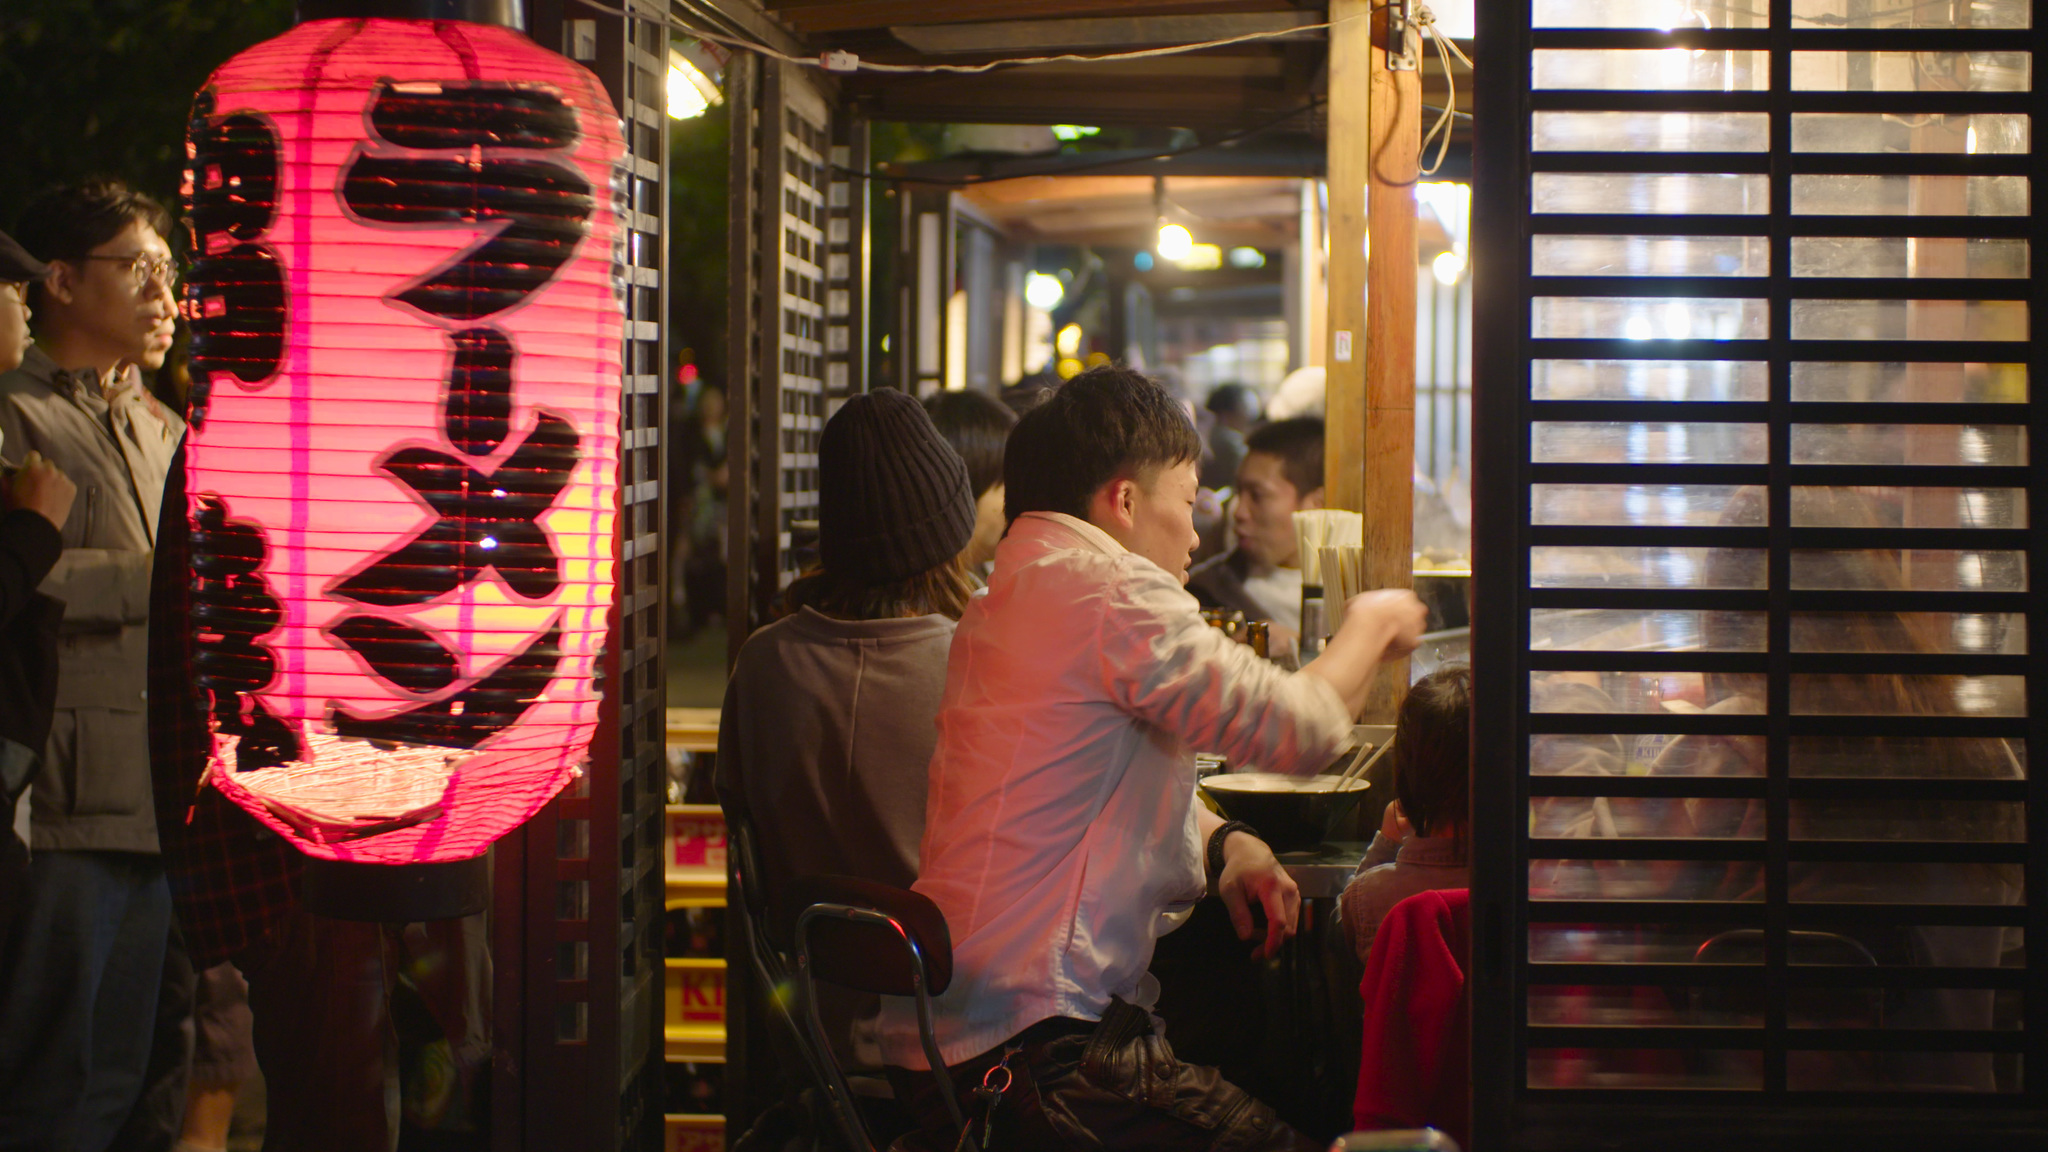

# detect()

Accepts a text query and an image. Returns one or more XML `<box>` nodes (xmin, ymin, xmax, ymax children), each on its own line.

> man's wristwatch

<box><xmin>1206</xmin><ymin>820</ymin><xmax>1259</xmax><ymax>889</ymax></box>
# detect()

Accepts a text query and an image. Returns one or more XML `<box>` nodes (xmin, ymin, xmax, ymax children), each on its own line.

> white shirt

<box><xmin>1241</xmin><ymin>564</ymin><xmax>1304</xmax><ymax>635</ymax></box>
<box><xmin>878</xmin><ymin>512</ymin><xmax>1354</xmax><ymax>1068</ymax></box>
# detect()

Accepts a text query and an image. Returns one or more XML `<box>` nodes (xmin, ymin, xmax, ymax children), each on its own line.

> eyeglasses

<box><xmin>0</xmin><ymin>282</ymin><xmax>27</xmax><ymax>306</ymax></box>
<box><xmin>82</xmin><ymin>252</ymin><xmax>177</xmax><ymax>291</ymax></box>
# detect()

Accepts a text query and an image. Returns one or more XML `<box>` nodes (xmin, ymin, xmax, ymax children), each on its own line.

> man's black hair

<box><xmin>1244</xmin><ymin>417</ymin><xmax>1325</xmax><ymax>498</ymax></box>
<box><xmin>14</xmin><ymin>179</ymin><xmax>172</xmax><ymax>308</ymax></box>
<box><xmin>924</xmin><ymin>388</ymin><xmax>1017</xmax><ymax>499</ymax></box>
<box><xmin>1204</xmin><ymin>382</ymin><xmax>1261</xmax><ymax>423</ymax></box>
<box><xmin>1003</xmin><ymin>363</ymin><xmax>1202</xmax><ymax>523</ymax></box>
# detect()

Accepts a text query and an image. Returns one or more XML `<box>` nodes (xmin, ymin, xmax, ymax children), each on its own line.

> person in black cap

<box><xmin>0</xmin><ymin>230</ymin><xmax>50</xmax><ymax>376</ymax></box>
<box><xmin>715</xmin><ymin>387</ymin><xmax>975</xmax><ymax>1135</ymax></box>
<box><xmin>0</xmin><ymin>227</ymin><xmax>76</xmax><ymax>796</ymax></box>
<box><xmin>0</xmin><ymin>226</ymin><xmax>79</xmax><ymax>1097</ymax></box>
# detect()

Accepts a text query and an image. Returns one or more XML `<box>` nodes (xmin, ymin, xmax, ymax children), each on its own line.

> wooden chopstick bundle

<box><xmin>1292</xmin><ymin>510</ymin><xmax>1363</xmax><ymax>587</ymax></box>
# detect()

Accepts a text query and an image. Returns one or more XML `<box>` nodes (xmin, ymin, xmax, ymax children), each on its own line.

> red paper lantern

<box><xmin>179</xmin><ymin>17</ymin><xmax>625</xmax><ymax>865</ymax></box>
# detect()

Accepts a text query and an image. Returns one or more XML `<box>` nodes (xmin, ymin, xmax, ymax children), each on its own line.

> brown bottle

<box><xmin>1246</xmin><ymin>619</ymin><xmax>1271</xmax><ymax>660</ymax></box>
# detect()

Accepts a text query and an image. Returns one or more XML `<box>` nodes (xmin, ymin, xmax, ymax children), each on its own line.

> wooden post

<box><xmin>1326</xmin><ymin>0</ymin><xmax>1420</xmax><ymax>720</ymax></box>
<box><xmin>1324</xmin><ymin>0</ymin><xmax>1369</xmax><ymax>516</ymax></box>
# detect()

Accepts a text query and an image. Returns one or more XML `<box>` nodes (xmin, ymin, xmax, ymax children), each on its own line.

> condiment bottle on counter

<box><xmin>1202</xmin><ymin>607</ymin><xmax>1245</xmax><ymax>641</ymax></box>
<box><xmin>1245</xmin><ymin>619</ymin><xmax>1270</xmax><ymax>660</ymax></box>
<box><xmin>1299</xmin><ymin>595</ymin><xmax>1326</xmax><ymax>660</ymax></box>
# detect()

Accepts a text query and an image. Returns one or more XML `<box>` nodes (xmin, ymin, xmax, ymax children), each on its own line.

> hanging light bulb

<box><xmin>1156</xmin><ymin>222</ymin><xmax>1194</xmax><ymax>262</ymax></box>
<box><xmin>667</xmin><ymin>62</ymin><xmax>711</xmax><ymax>119</ymax></box>
<box><xmin>666</xmin><ymin>43</ymin><xmax>723</xmax><ymax>121</ymax></box>
<box><xmin>1024</xmin><ymin>271</ymin><xmax>1065</xmax><ymax>310</ymax></box>
<box><xmin>1152</xmin><ymin>173</ymin><xmax>1194</xmax><ymax>263</ymax></box>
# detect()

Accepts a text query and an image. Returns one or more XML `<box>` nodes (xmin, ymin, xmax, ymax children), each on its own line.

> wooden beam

<box><xmin>674</xmin><ymin>0</ymin><xmax>808</xmax><ymax>58</ymax></box>
<box><xmin>1363</xmin><ymin>2</ymin><xmax>1420</xmax><ymax>719</ymax></box>
<box><xmin>1323</xmin><ymin>0</ymin><xmax>1368</xmax><ymax>517</ymax></box>
<box><xmin>1326</xmin><ymin>0</ymin><xmax>1419</xmax><ymax>720</ymax></box>
<box><xmin>724</xmin><ymin>49</ymin><xmax>761</xmax><ymax>669</ymax></box>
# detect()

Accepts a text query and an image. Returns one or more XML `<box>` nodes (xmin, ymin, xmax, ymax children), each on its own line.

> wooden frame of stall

<box><xmin>692</xmin><ymin>1</ymin><xmax>1455</xmax><ymax>1146</ymax></box>
<box><xmin>490</xmin><ymin>3</ymin><xmax>672</xmax><ymax>1150</ymax></box>
<box><xmin>1469</xmin><ymin>1</ymin><xmax>2048</xmax><ymax>1148</ymax></box>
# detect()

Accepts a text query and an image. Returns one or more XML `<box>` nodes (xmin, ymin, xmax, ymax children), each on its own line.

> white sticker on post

<box><xmin>1334</xmin><ymin>330</ymin><xmax>1353</xmax><ymax>362</ymax></box>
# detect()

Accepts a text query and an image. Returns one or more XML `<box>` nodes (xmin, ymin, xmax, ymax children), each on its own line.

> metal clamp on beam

<box><xmin>1386</xmin><ymin>0</ymin><xmax>1418</xmax><ymax>71</ymax></box>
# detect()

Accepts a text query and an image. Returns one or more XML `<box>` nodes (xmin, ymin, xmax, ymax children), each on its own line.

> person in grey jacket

<box><xmin>717</xmin><ymin>390</ymin><xmax>975</xmax><ymax>1146</ymax></box>
<box><xmin>0</xmin><ymin>181</ymin><xmax>185</xmax><ymax>1152</ymax></box>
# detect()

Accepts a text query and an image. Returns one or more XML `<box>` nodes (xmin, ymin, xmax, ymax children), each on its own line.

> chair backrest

<box><xmin>1354</xmin><ymin>888</ymin><xmax>1471</xmax><ymax>1150</ymax></box>
<box><xmin>719</xmin><ymin>802</ymin><xmax>859</xmax><ymax>1135</ymax></box>
<box><xmin>1694</xmin><ymin>928</ymin><xmax>1881</xmax><ymax>969</ymax></box>
<box><xmin>789</xmin><ymin>873</ymin><xmax>966</xmax><ymax>1144</ymax></box>
<box><xmin>786</xmin><ymin>874</ymin><xmax>953</xmax><ymax>997</ymax></box>
<box><xmin>1692</xmin><ymin>928</ymin><xmax>1883</xmax><ymax>1030</ymax></box>
<box><xmin>718</xmin><ymin>789</ymin><xmax>774</xmax><ymax>927</ymax></box>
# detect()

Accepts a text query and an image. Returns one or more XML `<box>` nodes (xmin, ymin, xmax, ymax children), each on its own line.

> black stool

<box><xmin>722</xmin><ymin>807</ymin><xmax>843</xmax><ymax>1126</ymax></box>
<box><xmin>788</xmin><ymin>874</ymin><xmax>964</xmax><ymax>1151</ymax></box>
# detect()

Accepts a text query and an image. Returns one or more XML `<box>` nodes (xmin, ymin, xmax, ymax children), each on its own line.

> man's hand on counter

<box><xmin>1217</xmin><ymin>829</ymin><xmax>1300</xmax><ymax>960</ymax></box>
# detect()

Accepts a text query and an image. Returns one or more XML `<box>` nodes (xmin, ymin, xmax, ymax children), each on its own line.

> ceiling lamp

<box><xmin>1156</xmin><ymin>222</ymin><xmax>1195</xmax><ymax>262</ymax></box>
<box><xmin>1024</xmin><ymin>271</ymin><xmax>1065</xmax><ymax>310</ymax></box>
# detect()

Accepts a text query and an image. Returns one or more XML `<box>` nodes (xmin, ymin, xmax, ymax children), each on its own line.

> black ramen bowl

<box><xmin>1198</xmin><ymin>773</ymin><xmax>1372</xmax><ymax>853</ymax></box>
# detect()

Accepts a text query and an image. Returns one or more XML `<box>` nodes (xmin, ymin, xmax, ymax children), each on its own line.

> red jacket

<box><xmin>1353</xmin><ymin>887</ymin><xmax>1470</xmax><ymax>1148</ymax></box>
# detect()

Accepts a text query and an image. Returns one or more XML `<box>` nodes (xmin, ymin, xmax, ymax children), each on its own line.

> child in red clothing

<box><xmin>1338</xmin><ymin>665</ymin><xmax>1472</xmax><ymax>969</ymax></box>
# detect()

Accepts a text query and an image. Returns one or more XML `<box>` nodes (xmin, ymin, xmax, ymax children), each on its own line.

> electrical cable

<box><xmin>1412</xmin><ymin>4</ymin><xmax>1474</xmax><ymax>177</ymax></box>
<box><xmin>1366</xmin><ymin>3</ymin><xmax>1473</xmax><ymax>186</ymax></box>
<box><xmin>578</xmin><ymin>0</ymin><xmax>1331</xmax><ymax>75</ymax></box>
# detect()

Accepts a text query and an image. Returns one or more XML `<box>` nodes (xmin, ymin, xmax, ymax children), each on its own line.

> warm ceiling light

<box><xmin>666</xmin><ymin>50</ymin><xmax>720</xmax><ymax>120</ymax></box>
<box><xmin>1055</xmin><ymin>323</ymin><xmax>1083</xmax><ymax>358</ymax></box>
<box><xmin>1156</xmin><ymin>222</ymin><xmax>1194</xmax><ymax>262</ymax></box>
<box><xmin>1024</xmin><ymin>271</ymin><xmax>1065</xmax><ymax>310</ymax></box>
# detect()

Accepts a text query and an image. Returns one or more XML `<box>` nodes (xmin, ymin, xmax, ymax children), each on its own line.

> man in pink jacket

<box><xmin>880</xmin><ymin>365</ymin><xmax>1426</xmax><ymax>1151</ymax></box>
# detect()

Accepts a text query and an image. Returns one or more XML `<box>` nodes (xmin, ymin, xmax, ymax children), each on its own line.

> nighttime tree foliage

<box><xmin>0</xmin><ymin>0</ymin><xmax>294</xmax><ymax>232</ymax></box>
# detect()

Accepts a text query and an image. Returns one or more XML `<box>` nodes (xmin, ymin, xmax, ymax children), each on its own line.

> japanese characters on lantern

<box><xmin>180</xmin><ymin>18</ymin><xmax>626</xmax><ymax>864</ymax></box>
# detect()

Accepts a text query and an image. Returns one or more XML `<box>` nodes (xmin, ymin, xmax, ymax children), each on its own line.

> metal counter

<box><xmin>1150</xmin><ymin>841</ymin><xmax>1374</xmax><ymax>1143</ymax></box>
<box><xmin>1278</xmin><ymin>840</ymin><xmax>1373</xmax><ymax>898</ymax></box>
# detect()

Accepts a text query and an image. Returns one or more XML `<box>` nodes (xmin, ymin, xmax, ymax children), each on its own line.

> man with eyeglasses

<box><xmin>0</xmin><ymin>181</ymin><xmax>187</xmax><ymax>1152</ymax></box>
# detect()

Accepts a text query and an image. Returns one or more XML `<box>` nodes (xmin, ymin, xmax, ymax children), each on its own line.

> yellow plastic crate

<box><xmin>664</xmin><ymin>804</ymin><xmax>727</xmax><ymax>904</ymax></box>
<box><xmin>664</xmin><ymin>956</ymin><xmax>726</xmax><ymax>1061</ymax></box>
<box><xmin>665</xmin><ymin>707</ymin><xmax>720</xmax><ymax>753</ymax></box>
<box><xmin>664</xmin><ymin>1112</ymin><xmax>724</xmax><ymax>1152</ymax></box>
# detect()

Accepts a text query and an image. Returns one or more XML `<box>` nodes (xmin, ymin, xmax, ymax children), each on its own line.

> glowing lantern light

<box><xmin>178</xmin><ymin>16</ymin><xmax>624</xmax><ymax>869</ymax></box>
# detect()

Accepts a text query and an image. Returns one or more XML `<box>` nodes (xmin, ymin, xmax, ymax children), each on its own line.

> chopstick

<box><xmin>1334</xmin><ymin>730</ymin><xmax>1387</xmax><ymax>790</ymax></box>
<box><xmin>1292</xmin><ymin>510</ymin><xmax>1362</xmax><ymax>587</ymax></box>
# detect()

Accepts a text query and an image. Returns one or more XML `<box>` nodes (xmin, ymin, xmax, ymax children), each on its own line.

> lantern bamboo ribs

<box><xmin>179</xmin><ymin>18</ymin><xmax>627</xmax><ymax>864</ymax></box>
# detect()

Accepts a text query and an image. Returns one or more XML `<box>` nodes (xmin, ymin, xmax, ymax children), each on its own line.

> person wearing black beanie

<box><xmin>814</xmin><ymin>387</ymin><xmax>978</xmax><ymax>593</ymax></box>
<box><xmin>716</xmin><ymin>388</ymin><xmax>979</xmax><ymax>1123</ymax></box>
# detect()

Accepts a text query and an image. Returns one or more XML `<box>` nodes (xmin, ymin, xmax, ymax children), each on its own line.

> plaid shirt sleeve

<box><xmin>148</xmin><ymin>438</ymin><xmax>301</xmax><ymax>971</ymax></box>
